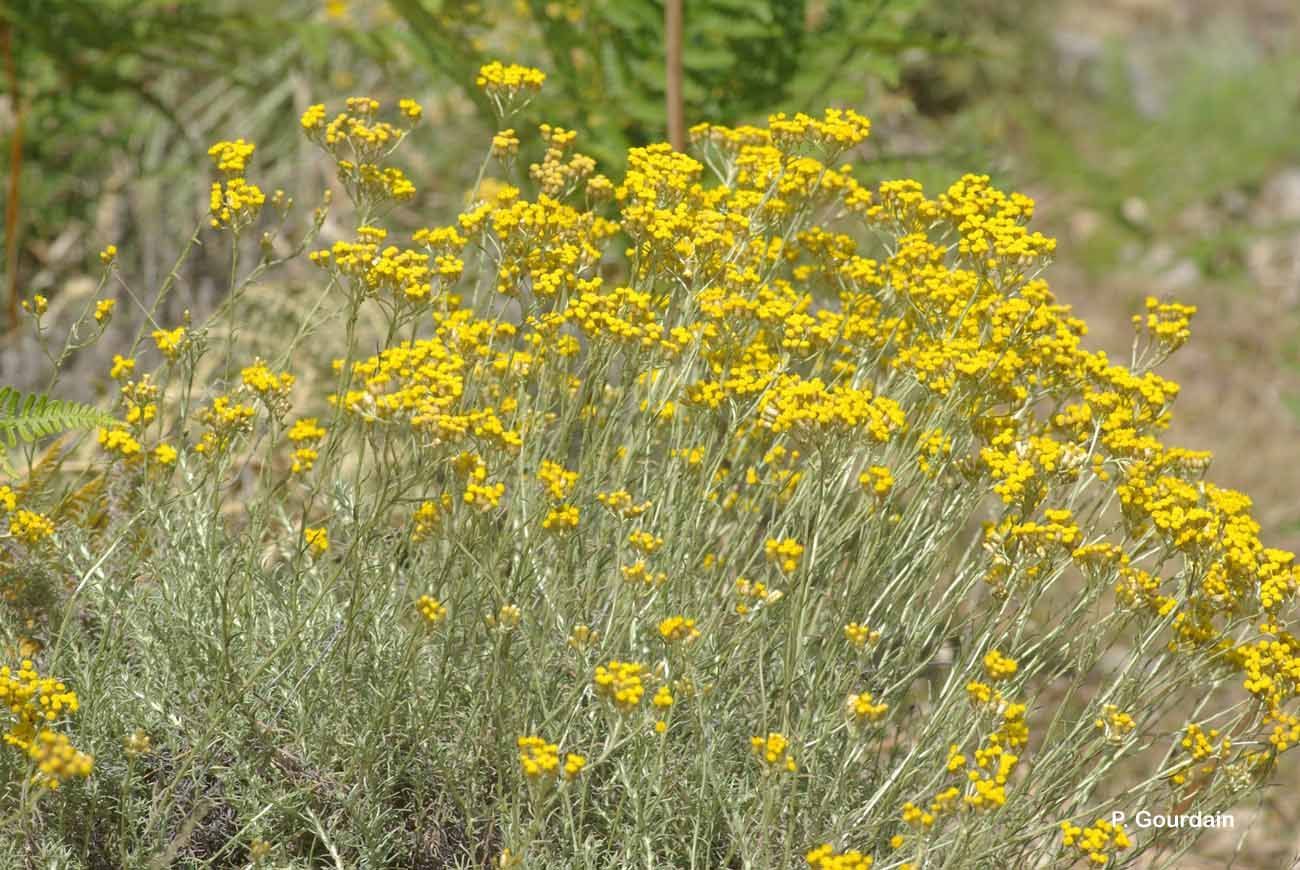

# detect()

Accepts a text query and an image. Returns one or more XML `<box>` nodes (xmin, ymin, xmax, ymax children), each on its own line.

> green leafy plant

<box><xmin>0</xmin><ymin>386</ymin><xmax>115</xmax><ymax>449</ymax></box>
<box><xmin>390</xmin><ymin>0</ymin><xmax>940</xmax><ymax>164</ymax></box>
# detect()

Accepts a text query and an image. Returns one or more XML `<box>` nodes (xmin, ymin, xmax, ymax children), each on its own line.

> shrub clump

<box><xmin>3</xmin><ymin>63</ymin><xmax>1298</xmax><ymax>867</ymax></box>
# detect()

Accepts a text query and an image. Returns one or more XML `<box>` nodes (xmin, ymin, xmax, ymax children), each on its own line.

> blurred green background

<box><xmin>3</xmin><ymin>0</ymin><xmax>1300</xmax><ymax>864</ymax></box>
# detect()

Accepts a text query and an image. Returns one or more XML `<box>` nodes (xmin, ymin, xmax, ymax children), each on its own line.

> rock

<box><xmin>1159</xmin><ymin>258</ymin><xmax>1202</xmax><ymax>292</ymax></box>
<box><xmin>1246</xmin><ymin>233</ymin><xmax>1300</xmax><ymax>305</ymax></box>
<box><xmin>1257</xmin><ymin>168</ymin><xmax>1300</xmax><ymax>224</ymax></box>
<box><xmin>1122</xmin><ymin>196</ymin><xmax>1151</xmax><ymax>227</ymax></box>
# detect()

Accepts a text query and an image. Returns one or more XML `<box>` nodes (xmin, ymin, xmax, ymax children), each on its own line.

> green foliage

<box><xmin>390</xmin><ymin>0</ymin><xmax>942</xmax><ymax>164</ymax></box>
<box><xmin>0</xmin><ymin>0</ymin><xmax>351</xmax><ymax>297</ymax></box>
<box><xmin>0</xmin><ymin>387</ymin><xmax>114</xmax><ymax>449</ymax></box>
<box><xmin>2</xmin><ymin>1</ymin><xmax>281</xmax><ymax>233</ymax></box>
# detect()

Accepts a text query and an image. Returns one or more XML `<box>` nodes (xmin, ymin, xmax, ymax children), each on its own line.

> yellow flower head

<box><xmin>152</xmin><ymin>326</ymin><xmax>187</xmax><ymax>361</ymax></box>
<box><xmin>750</xmin><ymin>731</ymin><xmax>797</xmax><ymax>773</ymax></box>
<box><xmin>94</xmin><ymin>298</ymin><xmax>116</xmax><ymax>324</ymax></box>
<box><xmin>847</xmin><ymin>692</ymin><xmax>889</xmax><ymax>725</ymax></box>
<box><xmin>516</xmin><ymin>734</ymin><xmax>559</xmax><ymax>779</ymax></box>
<box><xmin>593</xmin><ymin>660</ymin><xmax>645</xmax><ymax>712</ymax></box>
<box><xmin>982</xmin><ymin>650</ymin><xmax>1019</xmax><ymax>682</ymax></box>
<box><xmin>9</xmin><ymin>509</ymin><xmax>55</xmax><ymax>544</ymax></box>
<box><xmin>805</xmin><ymin>844</ymin><xmax>874</xmax><ymax>870</ymax></box>
<box><xmin>843</xmin><ymin>622</ymin><xmax>881</xmax><ymax>649</ymax></box>
<box><xmin>765</xmin><ymin>537</ymin><xmax>804</xmax><ymax>574</ymax></box>
<box><xmin>476</xmin><ymin>61</ymin><xmax>546</xmax><ymax>95</ymax></box>
<box><xmin>304</xmin><ymin>526</ymin><xmax>329</xmax><ymax>556</ymax></box>
<box><xmin>110</xmin><ymin>354</ymin><xmax>135</xmax><ymax>380</ymax></box>
<box><xmin>416</xmin><ymin>594</ymin><xmax>447</xmax><ymax>626</ymax></box>
<box><xmin>658</xmin><ymin>615</ymin><xmax>701</xmax><ymax>645</ymax></box>
<box><xmin>207</xmin><ymin>138</ymin><xmax>256</xmax><ymax>174</ymax></box>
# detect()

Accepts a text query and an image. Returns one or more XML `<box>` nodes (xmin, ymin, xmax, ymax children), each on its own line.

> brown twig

<box><xmin>665</xmin><ymin>0</ymin><xmax>685</xmax><ymax>151</ymax></box>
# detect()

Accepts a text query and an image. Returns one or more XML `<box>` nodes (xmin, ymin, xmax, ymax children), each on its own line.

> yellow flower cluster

<box><xmin>843</xmin><ymin>623</ymin><xmax>881</xmax><ymax>649</ymax></box>
<box><xmin>516</xmin><ymin>734</ymin><xmax>585</xmax><ymax>780</ymax></box>
<box><xmin>287</xmin><ymin>417</ymin><xmax>327</xmax><ymax>474</ymax></box>
<box><xmin>411</xmin><ymin>495</ymin><xmax>452</xmax><ymax>541</ymax></box>
<box><xmin>596</xmin><ymin>489</ymin><xmax>651</xmax><ymax>519</ymax></box>
<box><xmin>982</xmin><ymin>650</ymin><xmax>1019</xmax><ymax>681</ymax></box>
<box><xmin>207</xmin><ymin>138</ymin><xmax>255</xmax><ymax>173</ymax></box>
<box><xmin>5</xmin><ymin>505</ymin><xmax>53</xmax><ymax>546</ymax></box>
<box><xmin>491</xmin><ymin>128</ymin><xmax>520</xmax><ymax>159</ymax></box>
<box><xmin>621</xmin><ymin>560</ymin><xmax>666</xmax><ymax>590</ymax></box>
<box><xmin>750</xmin><ymin>731</ymin><xmax>797</xmax><ymax>773</ymax></box>
<box><xmin>109</xmin><ymin>354</ymin><xmax>135</xmax><ymax>380</ymax></box>
<box><xmin>567</xmin><ymin>624</ymin><xmax>599</xmax><ymax>652</ymax></box>
<box><xmin>97</xmin><ymin>427</ymin><xmax>142</xmax><ymax>460</ymax></box>
<box><xmin>120</xmin><ymin>376</ymin><xmax>158</xmax><ymax>429</ymax></box>
<box><xmin>489</xmin><ymin>199</ymin><xmax>614</xmax><ymax>298</ymax></box>
<box><xmin>529</xmin><ymin>124</ymin><xmax>597</xmax><ymax>197</ymax></box>
<box><xmin>241</xmin><ymin>360</ymin><xmax>295</xmax><ymax>415</ymax></box>
<box><xmin>759</xmin><ymin>376</ymin><xmax>905</xmax><ymax>441</ymax></box>
<box><xmin>768</xmin><ymin>108</ymin><xmax>872</xmax><ymax>155</ymax></box>
<box><xmin>20</xmin><ymin>294</ymin><xmax>47</xmax><ymax>317</ymax></box>
<box><xmin>465</xmin><ymin>479</ymin><xmax>506</xmax><ymax>511</ymax></box>
<box><xmin>311</xmin><ymin>226</ymin><xmax>465</xmax><ymax>304</ymax></box>
<box><xmin>734</xmin><ymin>578</ymin><xmax>781</xmax><ymax>616</ymax></box>
<box><xmin>416</xmin><ymin>594</ymin><xmax>447</xmax><ymax>626</ymax></box>
<box><xmin>1169</xmin><ymin>722</ymin><xmax>1232</xmax><ymax>787</ymax></box>
<box><xmin>593</xmin><ymin>660</ymin><xmax>645</xmax><ymax>712</ymax></box>
<box><xmin>303</xmin><ymin>526</ymin><xmax>329</xmax><ymax>556</ymax></box>
<box><xmin>846</xmin><ymin>692</ymin><xmax>889</xmax><ymax>725</ymax></box>
<box><xmin>152</xmin><ymin>326</ymin><xmax>187</xmax><ymax>361</ymax></box>
<box><xmin>301</xmin><ymin>99</ymin><xmax>421</xmax><ymax>209</ymax></box>
<box><xmin>210</xmin><ymin>176</ymin><xmax>266</xmax><ymax>231</ymax></box>
<box><xmin>765</xmin><ymin>537</ymin><xmax>804</xmax><ymax>574</ymax></box>
<box><xmin>1060</xmin><ymin>818</ymin><xmax>1131</xmax><ymax>866</ymax></box>
<box><xmin>241</xmin><ymin>360</ymin><xmax>294</xmax><ymax>396</ymax></box>
<box><xmin>0</xmin><ymin>660</ymin><xmax>93</xmax><ymax>790</ymax></box>
<box><xmin>805</xmin><ymin>844</ymin><xmax>874</xmax><ymax>870</ymax></box>
<box><xmin>962</xmin><ymin>739</ymin><xmax>1021</xmax><ymax>811</ymax></box>
<box><xmin>1094</xmin><ymin>704</ymin><xmax>1137</xmax><ymax>744</ymax></box>
<box><xmin>1133</xmin><ymin>295</ymin><xmax>1197</xmax><ymax>355</ymax></box>
<box><xmin>193</xmin><ymin>395</ymin><xmax>257</xmax><ymax>456</ymax></box>
<box><xmin>542</xmin><ymin>504</ymin><xmax>580</xmax><ymax>531</ymax></box>
<box><xmin>537</xmin><ymin>460</ymin><xmax>578</xmax><ymax>500</ymax></box>
<box><xmin>858</xmin><ymin>465</ymin><xmax>893</xmax><ymax>497</ymax></box>
<box><xmin>487</xmin><ymin>604</ymin><xmax>522</xmax><ymax>632</ymax></box>
<box><xmin>658</xmin><ymin>616</ymin><xmax>700</xmax><ymax>645</ymax></box>
<box><xmin>476</xmin><ymin>61</ymin><xmax>546</xmax><ymax>98</ymax></box>
<box><xmin>331</xmin><ymin>314</ymin><xmax>520</xmax><ymax>455</ymax></box>
<box><xmin>628</xmin><ymin>529</ymin><xmax>663</xmax><ymax>555</ymax></box>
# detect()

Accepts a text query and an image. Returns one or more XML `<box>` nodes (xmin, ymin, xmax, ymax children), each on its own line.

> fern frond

<box><xmin>0</xmin><ymin>387</ymin><xmax>117</xmax><ymax>449</ymax></box>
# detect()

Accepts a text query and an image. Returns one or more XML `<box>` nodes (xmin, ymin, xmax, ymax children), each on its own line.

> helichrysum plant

<box><xmin>2</xmin><ymin>61</ymin><xmax>1297</xmax><ymax>868</ymax></box>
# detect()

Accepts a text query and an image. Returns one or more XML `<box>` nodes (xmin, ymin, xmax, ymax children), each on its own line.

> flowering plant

<box><xmin>2</xmin><ymin>64</ymin><xmax>1294</xmax><ymax>867</ymax></box>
